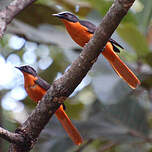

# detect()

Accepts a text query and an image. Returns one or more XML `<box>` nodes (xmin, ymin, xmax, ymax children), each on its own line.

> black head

<box><xmin>16</xmin><ymin>65</ymin><xmax>37</xmax><ymax>77</ymax></box>
<box><xmin>52</xmin><ymin>11</ymin><xmax>79</xmax><ymax>23</ymax></box>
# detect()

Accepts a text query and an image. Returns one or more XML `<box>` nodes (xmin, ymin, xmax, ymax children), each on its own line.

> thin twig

<box><xmin>0</xmin><ymin>127</ymin><xmax>24</xmax><ymax>144</ymax></box>
<box><xmin>128</xmin><ymin>129</ymin><xmax>152</xmax><ymax>143</ymax></box>
<box><xmin>74</xmin><ymin>139</ymin><xmax>94</xmax><ymax>152</ymax></box>
<box><xmin>0</xmin><ymin>0</ymin><xmax>36</xmax><ymax>38</ymax></box>
<box><xmin>99</xmin><ymin>142</ymin><xmax>118</xmax><ymax>152</ymax></box>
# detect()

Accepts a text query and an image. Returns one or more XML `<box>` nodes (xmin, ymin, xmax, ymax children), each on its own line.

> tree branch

<box><xmin>0</xmin><ymin>127</ymin><xmax>24</xmax><ymax>144</ymax></box>
<box><xmin>74</xmin><ymin>139</ymin><xmax>93</xmax><ymax>152</ymax></box>
<box><xmin>0</xmin><ymin>0</ymin><xmax>136</xmax><ymax>151</ymax></box>
<box><xmin>0</xmin><ymin>0</ymin><xmax>36</xmax><ymax>38</ymax></box>
<box><xmin>128</xmin><ymin>129</ymin><xmax>152</xmax><ymax>143</ymax></box>
<box><xmin>99</xmin><ymin>142</ymin><xmax>118</xmax><ymax>152</ymax></box>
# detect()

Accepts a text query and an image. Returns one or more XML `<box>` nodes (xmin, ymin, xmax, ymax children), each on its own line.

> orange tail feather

<box><xmin>102</xmin><ymin>42</ymin><xmax>140</xmax><ymax>89</ymax></box>
<box><xmin>55</xmin><ymin>105</ymin><xmax>83</xmax><ymax>145</ymax></box>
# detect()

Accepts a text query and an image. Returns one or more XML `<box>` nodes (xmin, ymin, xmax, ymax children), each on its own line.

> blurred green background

<box><xmin>0</xmin><ymin>0</ymin><xmax>152</xmax><ymax>151</ymax></box>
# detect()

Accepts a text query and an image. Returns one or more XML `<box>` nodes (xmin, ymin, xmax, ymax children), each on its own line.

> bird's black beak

<box><xmin>15</xmin><ymin>66</ymin><xmax>20</xmax><ymax>70</ymax></box>
<box><xmin>15</xmin><ymin>66</ymin><xmax>22</xmax><ymax>71</ymax></box>
<box><xmin>52</xmin><ymin>13</ymin><xmax>63</xmax><ymax>18</ymax></box>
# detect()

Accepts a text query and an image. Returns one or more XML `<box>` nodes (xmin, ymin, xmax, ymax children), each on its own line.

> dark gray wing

<box><xmin>35</xmin><ymin>77</ymin><xmax>66</xmax><ymax>110</ymax></box>
<box><xmin>109</xmin><ymin>38</ymin><xmax>124</xmax><ymax>49</ymax></box>
<box><xmin>79</xmin><ymin>20</ymin><xmax>96</xmax><ymax>34</ymax></box>
<box><xmin>35</xmin><ymin>77</ymin><xmax>50</xmax><ymax>91</ymax></box>
<box><xmin>109</xmin><ymin>38</ymin><xmax>124</xmax><ymax>53</ymax></box>
<box><xmin>79</xmin><ymin>20</ymin><xmax>124</xmax><ymax>53</ymax></box>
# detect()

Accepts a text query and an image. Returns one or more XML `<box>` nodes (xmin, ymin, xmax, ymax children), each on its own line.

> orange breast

<box><xmin>62</xmin><ymin>20</ymin><xmax>93</xmax><ymax>47</ymax></box>
<box><xmin>23</xmin><ymin>73</ymin><xmax>46</xmax><ymax>103</ymax></box>
<box><xmin>26</xmin><ymin>85</ymin><xmax>46</xmax><ymax>103</ymax></box>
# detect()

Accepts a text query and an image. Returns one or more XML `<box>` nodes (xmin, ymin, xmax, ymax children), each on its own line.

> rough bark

<box><xmin>0</xmin><ymin>0</ymin><xmax>36</xmax><ymax>38</ymax></box>
<box><xmin>0</xmin><ymin>127</ymin><xmax>24</xmax><ymax>144</ymax></box>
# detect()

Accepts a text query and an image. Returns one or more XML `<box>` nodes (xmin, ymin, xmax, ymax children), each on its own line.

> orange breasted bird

<box><xmin>16</xmin><ymin>65</ymin><xmax>83</xmax><ymax>145</ymax></box>
<box><xmin>53</xmin><ymin>12</ymin><xmax>140</xmax><ymax>89</ymax></box>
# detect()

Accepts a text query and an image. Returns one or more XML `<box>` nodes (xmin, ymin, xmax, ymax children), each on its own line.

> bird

<box><xmin>52</xmin><ymin>11</ymin><xmax>141</xmax><ymax>89</ymax></box>
<box><xmin>16</xmin><ymin>65</ymin><xmax>83</xmax><ymax>145</ymax></box>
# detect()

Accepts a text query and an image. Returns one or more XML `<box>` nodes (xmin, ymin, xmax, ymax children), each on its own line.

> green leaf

<box><xmin>86</xmin><ymin>0</ymin><xmax>137</xmax><ymax>24</ymax></box>
<box><xmin>64</xmin><ymin>100</ymin><xmax>84</xmax><ymax>119</ymax></box>
<box><xmin>119</xmin><ymin>49</ymin><xmax>138</xmax><ymax>62</ymax></box>
<box><xmin>144</xmin><ymin>52</ymin><xmax>152</xmax><ymax>67</ymax></box>
<box><xmin>53</xmin><ymin>0</ymin><xmax>92</xmax><ymax>17</ymax></box>
<box><xmin>86</xmin><ymin>0</ymin><xmax>112</xmax><ymax>16</ymax></box>
<box><xmin>16</xmin><ymin>4</ymin><xmax>62</xmax><ymax>27</ymax></box>
<box><xmin>85</xmin><ymin>96</ymin><xmax>149</xmax><ymax>143</ymax></box>
<box><xmin>118</xmin><ymin>143</ymin><xmax>149</xmax><ymax>152</ymax></box>
<box><xmin>141</xmin><ymin>73</ymin><xmax>152</xmax><ymax>89</ymax></box>
<box><xmin>117</xmin><ymin>23</ymin><xmax>150</xmax><ymax>57</ymax></box>
<box><xmin>137</xmin><ymin>0</ymin><xmax>152</xmax><ymax>33</ymax></box>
